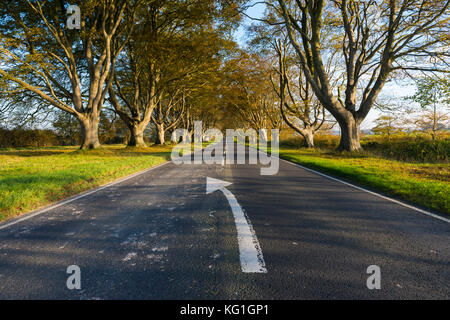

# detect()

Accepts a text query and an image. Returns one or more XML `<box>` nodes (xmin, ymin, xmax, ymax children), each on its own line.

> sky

<box><xmin>233</xmin><ymin>1</ymin><xmax>266</xmax><ymax>47</ymax></box>
<box><xmin>232</xmin><ymin>1</ymin><xmax>420</xmax><ymax>131</ymax></box>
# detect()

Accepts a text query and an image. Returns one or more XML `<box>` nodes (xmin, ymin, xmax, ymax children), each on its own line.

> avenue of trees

<box><xmin>0</xmin><ymin>0</ymin><xmax>241</xmax><ymax>148</ymax></box>
<box><xmin>0</xmin><ymin>0</ymin><xmax>448</xmax><ymax>151</ymax></box>
<box><xmin>274</xmin><ymin>0</ymin><xmax>449</xmax><ymax>151</ymax></box>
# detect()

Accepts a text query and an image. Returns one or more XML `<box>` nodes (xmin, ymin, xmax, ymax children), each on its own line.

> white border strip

<box><xmin>0</xmin><ymin>161</ymin><xmax>171</xmax><ymax>231</ymax></box>
<box><xmin>256</xmin><ymin>147</ymin><xmax>450</xmax><ymax>224</ymax></box>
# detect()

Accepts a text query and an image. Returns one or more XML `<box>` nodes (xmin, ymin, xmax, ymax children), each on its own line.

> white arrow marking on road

<box><xmin>206</xmin><ymin>177</ymin><xmax>267</xmax><ymax>273</ymax></box>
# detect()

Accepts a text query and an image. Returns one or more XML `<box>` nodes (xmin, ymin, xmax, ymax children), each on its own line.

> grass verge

<box><xmin>0</xmin><ymin>145</ymin><xmax>172</xmax><ymax>222</ymax></box>
<box><xmin>276</xmin><ymin>147</ymin><xmax>449</xmax><ymax>215</ymax></box>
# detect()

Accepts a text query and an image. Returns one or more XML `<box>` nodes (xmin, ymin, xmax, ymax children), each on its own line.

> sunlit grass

<box><xmin>0</xmin><ymin>144</ymin><xmax>173</xmax><ymax>222</ymax></box>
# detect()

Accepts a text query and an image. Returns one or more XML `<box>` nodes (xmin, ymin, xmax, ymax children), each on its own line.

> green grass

<box><xmin>276</xmin><ymin>147</ymin><xmax>449</xmax><ymax>215</ymax></box>
<box><xmin>0</xmin><ymin>145</ymin><xmax>173</xmax><ymax>222</ymax></box>
<box><xmin>2</xmin><ymin>141</ymin><xmax>448</xmax><ymax>224</ymax></box>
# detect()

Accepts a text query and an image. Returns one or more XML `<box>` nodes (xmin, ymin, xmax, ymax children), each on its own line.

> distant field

<box><xmin>276</xmin><ymin>147</ymin><xmax>449</xmax><ymax>215</ymax></box>
<box><xmin>0</xmin><ymin>145</ymin><xmax>172</xmax><ymax>222</ymax></box>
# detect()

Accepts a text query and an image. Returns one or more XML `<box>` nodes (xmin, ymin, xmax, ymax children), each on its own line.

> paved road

<box><xmin>0</xmin><ymin>143</ymin><xmax>448</xmax><ymax>299</ymax></box>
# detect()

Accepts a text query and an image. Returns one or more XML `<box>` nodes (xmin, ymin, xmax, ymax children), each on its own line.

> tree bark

<box><xmin>155</xmin><ymin>124</ymin><xmax>165</xmax><ymax>145</ymax></box>
<box><xmin>303</xmin><ymin>129</ymin><xmax>315</xmax><ymax>148</ymax></box>
<box><xmin>432</xmin><ymin>103</ymin><xmax>437</xmax><ymax>141</ymax></box>
<box><xmin>128</xmin><ymin>124</ymin><xmax>147</xmax><ymax>147</ymax></box>
<box><xmin>337</xmin><ymin>115</ymin><xmax>362</xmax><ymax>152</ymax></box>
<box><xmin>79</xmin><ymin>116</ymin><xmax>100</xmax><ymax>150</ymax></box>
<box><xmin>171</xmin><ymin>131</ymin><xmax>178</xmax><ymax>144</ymax></box>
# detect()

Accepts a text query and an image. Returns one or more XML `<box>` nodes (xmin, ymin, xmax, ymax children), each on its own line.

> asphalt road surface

<box><xmin>0</xmin><ymin>142</ymin><xmax>449</xmax><ymax>299</ymax></box>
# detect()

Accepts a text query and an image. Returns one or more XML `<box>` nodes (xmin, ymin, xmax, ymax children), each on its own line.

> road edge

<box><xmin>253</xmin><ymin>145</ymin><xmax>450</xmax><ymax>224</ymax></box>
<box><xmin>0</xmin><ymin>160</ymin><xmax>171</xmax><ymax>231</ymax></box>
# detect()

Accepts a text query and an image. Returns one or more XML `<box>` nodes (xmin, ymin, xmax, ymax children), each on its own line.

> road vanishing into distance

<box><xmin>0</xmin><ymin>142</ymin><xmax>449</xmax><ymax>299</ymax></box>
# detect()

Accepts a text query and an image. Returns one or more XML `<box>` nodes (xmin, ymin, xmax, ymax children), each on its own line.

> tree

<box><xmin>177</xmin><ymin>78</ymin><xmax>225</xmax><ymax>142</ymax></box>
<box><xmin>372</xmin><ymin>115</ymin><xmax>402</xmax><ymax>141</ymax></box>
<box><xmin>108</xmin><ymin>0</ymin><xmax>241</xmax><ymax>146</ymax></box>
<box><xmin>0</xmin><ymin>0</ymin><xmax>138</xmax><ymax>149</ymax></box>
<box><xmin>0</xmin><ymin>91</ymin><xmax>52</xmax><ymax>129</ymax></box>
<box><xmin>247</xmin><ymin>16</ymin><xmax>338</xmax><ymax>148</ymax></box>
<box><xmin>109</xmin><ymin>0</ymin><xmax>189</xmax><ymax>147</ymax></box>
<box><xmin>150</xmin><ymin>29</ymin><xmax>231</xmax><ymax>145</ymax></box>
<box><xmin>272</xmin><ymin>38</ymin><xmax>329</xmax><ymax>148</ymax></box>
<box><xmin>409</xmin><ymin>77</ymin><xmax>450</xmax><ymax>140</ymax></box>
<box><xmin>222</xmin><ymin>52</ymin><xmax>283</xmax><ymax>132</ymax></box>
<box><xmin>152</xmin><ymin>88</ymin><xmax>186</xmax><ymax>145</ymax></box>
<box><xmin>276</xmin><ymin>0</ymin><xmax>450</xmax><ymax>151</ymax></box>
<box><xmin>411</xmin><ymin>109</ymin><xmax>449</xmax><ymax>137</ymax></box>
<box><xmin>108</xmin><ymin>6</ymin><xmax>160</xmax><ymax>147</ymax></box>
<box><xmin>52</xmin><ymin>110</ymin><xmax>81</xmax><ymax>146</ymax></box>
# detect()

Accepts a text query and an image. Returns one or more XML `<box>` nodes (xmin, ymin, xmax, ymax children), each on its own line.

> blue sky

<box><xmin>233</xmin><ymin>1</ymin><xmax>266</xmax><ymax>47</ymax></box>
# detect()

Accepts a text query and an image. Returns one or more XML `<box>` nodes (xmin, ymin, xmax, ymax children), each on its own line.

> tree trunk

<box><xmin>432</xmin><ymin>103</ymin><xmax>437</xmax><ymax>141</ymax></box>
<box><xmin>155</xmin><ymin>124</ymin><xmax>165</xmax><ymax>145</ymax></box>
<box><xmin>171</xmin><ymin>131</ymin><xmax>178</xmax><ymax>144</ymax></box>
<box><xmin>303</xmin><ymin>129</ymin><xmax>315</xmax><ymax>148</ymax></box>
<box><xmin>128</xmin><ymin>125</ymin><xmax>146</xmax><ymax>147</ymax></box>
<box><xmin>79</xmin><ymin>116</ymin><xmax>100</xmax><ymax>150</ymax></box>
<box><xmin>337</xmin><ymin>115</ymin><xmax>362</xmax><ymax>152</ymax></box>
<box><xmin>259</xmin><ymin>129</ymin><xmax>268</xmax><ymax>143</ymax></box>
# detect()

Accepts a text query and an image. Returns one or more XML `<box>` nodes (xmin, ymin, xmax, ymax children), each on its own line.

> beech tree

<box><xmin>178</xmin><ymin>80</ymin><xmax>224</xmax><ymax>142</ymax></box>
<box><xmin>109</xmin><ymin>0</ymin><xmax>199</xmax><ymax>147</ymax></box>
<box><xmin>108</xmin><ymin>18</ymin><xmax>160</xmax><ymax>147</ymax></box>
<box><xmin>223</xmin><ymin>52</ymin><xmax>283</xmax><ymax>132</ymax></box>
<box><xmin>272</xmin><ymin>38</ymin><xmax>328</xmax><ymax>148</ymax></box>
<box><xmin>276</xmin><ymin>0</ymin><xmax>450</xmax><ymax>151</ymax></box>
<box><xmin>108</xmin><ymin>0</ymin><xmax>241</xmax><ymax>146</ymax></box>
<box><xmin>150</xmin><ymin>32</ymin><xmax>230</xmax><ymax>145</ymax></box>
<box><xmin>108</xmin><ymin>45</ymin><xmax>158</xmax><ymax>147</ymax></box>
<box><xmin>152</xmin><ymin>88</ymin><xmax>186</xmax><ymax>145</ymax></box>
<box><xmin>0</xmin><ymin>0</ymin><xmax>138</xmax><ymax>149</ymax></box>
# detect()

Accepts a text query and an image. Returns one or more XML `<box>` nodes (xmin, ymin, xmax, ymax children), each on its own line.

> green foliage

<box><xmin>52</xmin><ymin>111</ymin><xmax>81</xmax><ymax>146</ymax></box>
<box><xmin>410</xmin><ymin>77</ymin><xmax>450</xmax><ymax>109</ymax></box>
<box><xmin>280</xmin><ymin>134</ymin><xmax>340</xmax><ymax>149</ymax></box>
<box><xmin>372</xmin><ymin>115</ymin><xmax>403</xmax><ymax>137</ymax></box>
<box><xmin>0</xmin><ymin>128</ymin><xmax>58</xmax><ymax>148</ymax></box>
<box><xmin>364</xmin><ymin>135</ymin><xmax>450</xmax><ymax>163</ymax></box>
<box><xmin>281</xmin><ymin>133</ymin><xmax>450</xmax><ymax>163</ymax></box>
<box><xmin>1</xmin><ymin>112</ymin><xmax>130</xmax><ymax>148</ymax></box>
